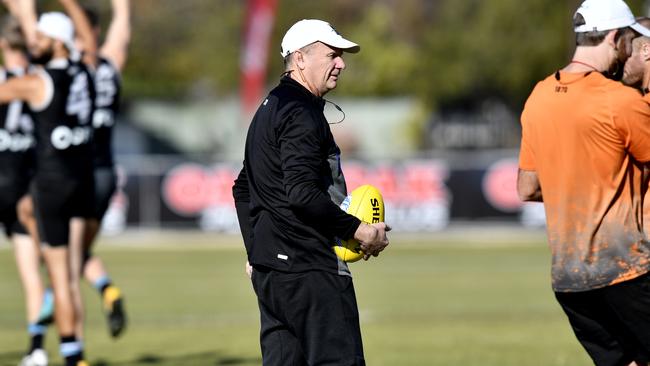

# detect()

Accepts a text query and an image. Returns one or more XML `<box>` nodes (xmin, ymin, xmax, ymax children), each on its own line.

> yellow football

<box><xmin>333</xmin><ymin>184</ymin><xmax>385</xmax><ymax>263</ymax></box>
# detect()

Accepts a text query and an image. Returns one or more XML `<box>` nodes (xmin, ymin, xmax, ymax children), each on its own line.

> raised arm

<box><xmin>99</xmin><ymin>0</ymin><xmax>130</xmax><ymax>71</ymax></box>
<box><xmin>3</xmin><ymin>0</ymin><xmax>38</xmax><ymax>48</ymax></box>
<box><xmin>1</xmin><ymin>0</ymin><xmax>19</xmax><ymax>18</ymax></box>
<box><xmin>58</xmin><ymin>0</ymin><xmax>97</xmax><ymax>66</ymax></box>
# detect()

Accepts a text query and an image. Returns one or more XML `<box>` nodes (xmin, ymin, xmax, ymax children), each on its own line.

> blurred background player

<box><xmin>57</xmin><ymin>0</ymin><xmax>130</xmax><ymax>339</ymax></box>
<box><xmin>0</xmin><ymin>4</ymin><xmax>96</xmax><ymax>365</ymax></box>
<box><xmin>10</xmin><ymin>0</ymin><xmax>130</xmax><ymax>341</ymax></box>
<box><xmin>0</xmin><ymin>14</ymin><xmax>49</xmax><ymax>366</ymax></box>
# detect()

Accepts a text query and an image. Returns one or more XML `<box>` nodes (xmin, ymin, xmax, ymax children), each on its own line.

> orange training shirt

<box><xmin>520</xmin><ymin>71</ymin><xmax>650</xmax><ymax>292</ymax></box>
<box><xmin>643</xmin><ymin>92</ymin><xmax>650</xmax><ymax>237</ymax></box>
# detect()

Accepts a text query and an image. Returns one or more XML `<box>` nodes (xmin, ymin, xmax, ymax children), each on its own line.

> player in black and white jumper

<box><xmin>59</xmin><ymin>0</ymin><xmax>130</xmax><ymax>339</ymax></box>
<box><xmin>0</xmin><ymin>14</ymin><xmax>51</xmax><ymax>366</ymax></box>
<box><xmin>0</xmin><ymin>5</ymin><xmax>94</xmax><ymax>365</ymax></box>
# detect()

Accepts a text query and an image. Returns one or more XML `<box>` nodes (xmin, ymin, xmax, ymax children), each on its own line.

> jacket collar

<box><xmin>280</xmin><ymin>76</ymin><xmax>326</xmax><ymax>110</ymax></box>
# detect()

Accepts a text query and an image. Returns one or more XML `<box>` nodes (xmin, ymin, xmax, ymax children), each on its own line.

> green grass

<box><xmin>0</xmin><ymin>231</ymin><xmax>591</xmax><ymax>366</ymax></box>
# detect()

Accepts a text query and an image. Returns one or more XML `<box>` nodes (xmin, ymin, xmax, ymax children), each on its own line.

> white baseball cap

<box><xmin>280</xmin><ymin>19</ymin><xmax>360</xmax><ymax>58</ymax></box>
<box><xmin>37</xmin><ymin>12</ymin><xmax>75</xmax><ymax>50</ymax></box>
<box><xmin>574</xmin><ymin>0</ymin><xmax>650</xmax><ymax>36</ymax></box>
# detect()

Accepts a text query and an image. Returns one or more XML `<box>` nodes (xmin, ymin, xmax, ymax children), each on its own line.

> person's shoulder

<box><xmin>269</xmin><ymin>82</ymin><xmax>310</xmax><ymax>115</ymax></box>
<box><xmin>643</xmin><ymin>92</ymin><xmax>650</xmax><ymax>104</ymax></box>
<box><xmin>69</xmin><ymin>60</ymin><xmax>93</xmax><ymax>75</ymax></box>
<box><xmin>252</xmin><ymin>84</ymin><xmax>307</xmax><ymax>127</ymax></box>
<box><xmin>522</xmin><ymin>73</ymin><xmax>556</xmax><ymax>109</ymax></box>
<box><xmin>524</xmin><ymin>73</ymin><xmax>561</xmax><ymax>101</ymax></box>
<box><xmin>606</xmin><ymin>80</ymin><xmax>643</xmax><ymax>100</ymax></box>
<box><xmin>599</xmin><ymin>82</ymin><xmax>650</xmax><ymax>125</ymax></box>
<box><xmin>532</xmin><ymin>72</ymin><xmax>561</xmax><ymax>88</ymax></box>
<box><xmin>271</xmin><ymin>80</ymin><xmax>308</xmax><ymax>100</ymax></box>
<box><xmin>538</xmin><ymin>72</ymin><xmax>559</xmax><ymax>84</ymax></box>
<box><xmin>98</xmin><ymin>56</ymin><xmax>118</xmax><ymax>71</ymax></box>
<box><xmin>606</xmin><ymin>81</ymin><xmax>648</xmax><ymax>111</ymax></box>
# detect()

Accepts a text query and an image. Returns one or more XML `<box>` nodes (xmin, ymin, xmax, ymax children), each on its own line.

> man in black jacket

<box><xmin>233</xmin><ymin>19</ymin><xmax>390</xmax><ymax>366</ymax></box>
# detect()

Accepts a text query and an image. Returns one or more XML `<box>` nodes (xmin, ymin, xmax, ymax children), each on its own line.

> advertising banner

<box><xmin>104</xmin><ymin>157</ymin><xmax>545</xmax><ymax>233</ymax></box>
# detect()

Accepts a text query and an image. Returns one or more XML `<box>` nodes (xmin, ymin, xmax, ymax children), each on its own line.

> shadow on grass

<box><xmin>119</xmin><ymin>352</ymin><xmax>261</xmax><ymax>366</ymax></box>
<box><xmin>0</xmin><ymin>351</ymin><xmax>261</xmax><ymax>366</ymax></box>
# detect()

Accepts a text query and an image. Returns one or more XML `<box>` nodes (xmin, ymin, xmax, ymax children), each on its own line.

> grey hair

<box><xmin>283</xmin><ymin>42</ymin><xmax>318</xmax><ymax>71</ymax></box>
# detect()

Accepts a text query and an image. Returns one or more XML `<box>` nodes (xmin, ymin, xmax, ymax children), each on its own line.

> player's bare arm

<box><xmin>1</xmin><ymin>0</ymin><xmax>19</xmax><ymax>17</ymax></box>
<box><xmin>0</xmin><ymin>74</ymin><xmax>45</xmax><ymax>107</ymax></box>
<box><xmin>58</xmin><ymin>0</ymin><xmax>97</xmax><ymax>65</ymax></box>
<box><xmin>5</xmin><ymin>0</ymin><xmax>38</xmax><ymax>48</ymax></box>
<box><xmin>517</xmin><ymin>169</ymin><xmax>543</xmax><ymax>202</ymax></box>
<box><xmin>100</xmin><ymin>0</ymin><xmax>131</xmax><ymax>71</ymax></box>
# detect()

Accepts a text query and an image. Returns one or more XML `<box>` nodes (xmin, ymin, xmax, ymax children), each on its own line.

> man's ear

<box><xmin>294</xmin><ymin>50</ymin><xmax>306</xmax><ymax>70</ymax></box>
<box><xmin>606</xmin><ymin>29</ymin><xmax>618</xmax><ymax>48</ymax></box>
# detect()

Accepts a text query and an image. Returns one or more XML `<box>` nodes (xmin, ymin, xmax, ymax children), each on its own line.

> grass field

<box><xmin>0</xmin><ymin>229</ymin><xmax>592</xmax><ymax>366</ymax></box>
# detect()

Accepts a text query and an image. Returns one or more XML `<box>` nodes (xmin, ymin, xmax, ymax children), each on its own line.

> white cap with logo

<box><xmin>574</xmin><ymin>0</ymin><xmax>650</xmax><ymax>36</ymax></box>
<box><xmin>37</xmin><ymin>12</ymin><xmax>76</xmax><ymax>50</ymax></box>
<box><xmin>280</xmin><ymin>19</ymin><xmax>360</xmax><ymax>58</ymax></box>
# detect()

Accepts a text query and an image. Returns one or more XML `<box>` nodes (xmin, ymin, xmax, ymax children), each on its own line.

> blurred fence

<box><xmin>102</xmin><ymin>151</ymin><xmax>546</xmax><ymax>235</ymax></box>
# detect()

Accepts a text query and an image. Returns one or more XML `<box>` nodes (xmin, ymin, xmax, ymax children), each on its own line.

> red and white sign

<box><xmin>482</xmin><ymin>158</ymin><xmax>522</xmax><ymax>213</ymax></box>
<box><xmin>161</xmin><ymin>161</ymin><xmax>452</xmax><ymax>232</ymax></box>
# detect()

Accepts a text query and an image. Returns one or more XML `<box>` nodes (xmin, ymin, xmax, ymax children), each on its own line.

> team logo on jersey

<box><xmin>50</xmin><ymin>125</ymin><xmax>91</xmax><ymax>150</ymax></box>
<box><xmin>67</xmin><ymin>72</ymin><xmax>92</xmax><ymax>125</ymax></box>
<box><xmin>93</xmin><ymin>108</ymin><xmax>115</xmax><ymax>128</ymax></box>
<box><xmin>0</xmin><ymin>99</ymin><xmax>33</xmax><ymax>152</ymax></box>
<box><xmin>0</xmin><ymin>130</ymin><xmax>34</xmax><ymax>152</ymax></box>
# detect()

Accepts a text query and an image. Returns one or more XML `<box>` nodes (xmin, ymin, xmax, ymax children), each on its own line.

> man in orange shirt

<box><xmin>518</xmin><ymin>0</ymin><xmax>650</xmax><ymax>365</ymax></box>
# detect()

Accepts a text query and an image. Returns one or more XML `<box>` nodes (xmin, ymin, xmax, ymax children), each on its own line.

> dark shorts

<box><xmin>93</xmin><ymin>166</ymin><xmax>117</xmax><ymax>220</ymax></box>
<box><xmin>0</xmin><ymin>183</ymin><xmax>28</xmax><ymax>238</ymax></box>
<box><xmin>31</xmin><ymin>174</ymin><xmax>95</xmax><ymax>247</ymax></box>
<box><xmin>251</xmin><ymin>266</ymin><xmax>365</xmax><ymax>366</ymax></box>
<box><xmin>555</xmin><ymin>272</ymin><xmax>650</xmax><ymax>366</ymax></box>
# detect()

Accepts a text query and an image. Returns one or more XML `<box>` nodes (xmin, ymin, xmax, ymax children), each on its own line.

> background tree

<box><xmin>21</xmin><ymin>0</ymin><xmax>648</xmax><ymax>111</ymax></box>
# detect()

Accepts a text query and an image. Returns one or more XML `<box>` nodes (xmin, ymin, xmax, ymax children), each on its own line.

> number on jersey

<box><xmin>67</xmin><ymin>72</ymin><xmax>92</xmax><ymax>125</ymax></box>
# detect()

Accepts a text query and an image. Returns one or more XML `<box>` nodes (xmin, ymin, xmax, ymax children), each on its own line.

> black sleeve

<box><xmin>279</xmin><ymin>108</ymin><xmax>361</xmax><ymax>240</ymax></box>
<box><xmin>232</xmin><ymin>164</ymin><xmax>253</xmax><ymax>254</ymax></box>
